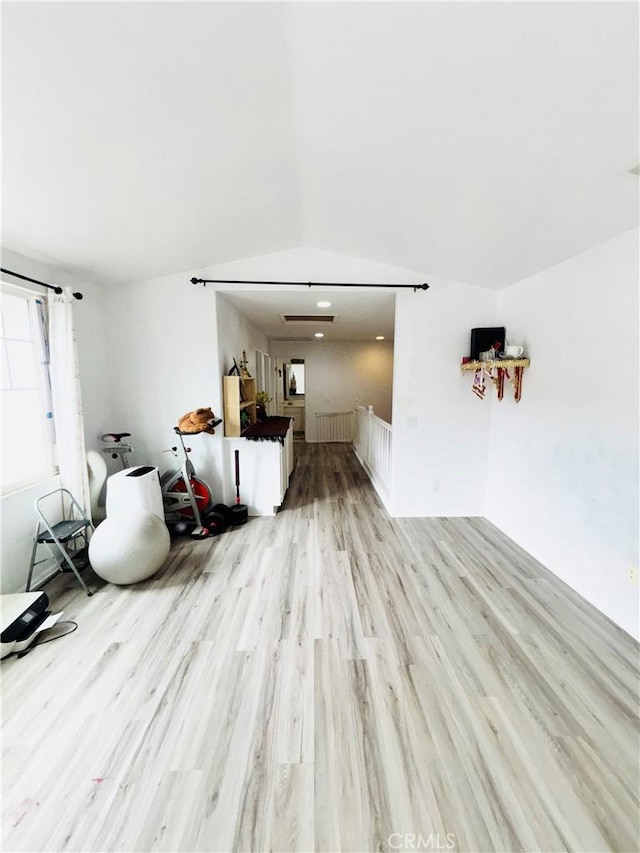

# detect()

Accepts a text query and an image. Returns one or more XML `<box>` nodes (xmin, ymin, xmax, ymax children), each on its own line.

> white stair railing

<box><xmin>354</xmin><ymin>403</ymin><xmax>392</xmax><ymax>499</ymax></box>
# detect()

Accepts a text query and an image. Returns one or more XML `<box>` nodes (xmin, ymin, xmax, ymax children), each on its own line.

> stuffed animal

<box><xmin>177</xmin><ymin>407</ymin><xmax>219</xmax><ymax>435</ymax></box>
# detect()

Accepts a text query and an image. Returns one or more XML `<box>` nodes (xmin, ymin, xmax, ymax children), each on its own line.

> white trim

<box><xmin>1</xmin><ymin>470</ymin><xmax>59</xmax><ymax>498</ymax></box>
<box><xmin>1</xmin><ymin>278</ymin><xmax>48</xmax><ymax>300</ymax></box>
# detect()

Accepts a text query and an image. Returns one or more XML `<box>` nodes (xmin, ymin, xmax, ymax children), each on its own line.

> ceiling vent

<box><xmin>281</xmin><ymin>314</ymin><xmax>335</xmax><ymax>324</ymax></box>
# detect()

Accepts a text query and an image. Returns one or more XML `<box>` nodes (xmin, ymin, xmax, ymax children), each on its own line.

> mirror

<box><xmin>284</xmin><ymin>360</ymin><xmax>305</xmax><ymax>399</ymax></box>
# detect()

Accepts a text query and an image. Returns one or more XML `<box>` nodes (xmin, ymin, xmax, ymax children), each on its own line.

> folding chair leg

<box><xmin>26</xmin><ymin>524</ymin><xmax>41</xmax><ymax>593</ymax></box>
<box><xmin>50</xmin><ymin>537</ymin><xmax>92</xmax><ymax>596</ymax></box>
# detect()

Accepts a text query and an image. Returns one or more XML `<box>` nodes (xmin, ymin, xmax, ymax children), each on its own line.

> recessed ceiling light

<box><xmin>317</xmin><ymin>300</ymin><xmax>331</xmax><ymax>308</ymax></box>
<box><xmin>314</xmin><ymin>332</ymin><xmax>324</xmax><ymax>338</ymax></box>
<box><xmin>376</xmin><ymin>335</ymin><xmax>385</xmax><ymax>340</ymax></box>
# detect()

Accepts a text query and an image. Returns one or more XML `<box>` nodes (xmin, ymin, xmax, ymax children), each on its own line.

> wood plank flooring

<box><xmin>2</xmin><ymin>442</ymin><xmax>638</xmax><ymax>852</ymax></box>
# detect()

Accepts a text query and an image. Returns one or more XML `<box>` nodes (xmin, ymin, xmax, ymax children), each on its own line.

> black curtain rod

<box><xmin>191</xmin><ymin>277</ymin><xmax>429</xmax><ymax>291</ymax></box>
<box><xmin>1</xmin><ymin>268</ymin><xmax>83</xmax><ymax>300</ymax></box>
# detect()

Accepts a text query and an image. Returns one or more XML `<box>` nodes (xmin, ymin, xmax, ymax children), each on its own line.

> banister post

<box><xmin>366</xmin><ymin>405</ymin><xmax>373</xmax><ymax>464</ymax></box>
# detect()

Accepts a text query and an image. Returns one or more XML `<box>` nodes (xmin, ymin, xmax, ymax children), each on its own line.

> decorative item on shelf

<box><xmin>240</xmin><ymin>409</ymin><xmax>251</xmax><ymax>431</ymax></box>
<box><xmin>505</xmin><ymin>343</ymin><xmax>524</xmax><ymax>358</ymax></box>
<box><xmin>255</xmin><ymin>391</ymin><xmax>272</xmax><ymax>423</ymax></box>
<box><xmin>239</xmin><ymin>350</ymin><xmax>251</xmax><ymax>379</ymax></box>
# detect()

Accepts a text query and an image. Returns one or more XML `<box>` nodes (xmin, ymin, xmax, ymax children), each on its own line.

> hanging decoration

<box><xmin>461</xmin><ymin>358</ymin><xmax>530</xmax><ymax>402</ymax></box>
<box><xmin>472</xmin><ymin>367</ymin><xmax>486</xmax><ymax>399</ymax></box>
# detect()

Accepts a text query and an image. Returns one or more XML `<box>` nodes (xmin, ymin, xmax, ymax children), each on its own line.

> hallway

<box><xmin>2</xmin><ymin>443</ymin><xmax>638</xmax><ymax>852</ymax></box>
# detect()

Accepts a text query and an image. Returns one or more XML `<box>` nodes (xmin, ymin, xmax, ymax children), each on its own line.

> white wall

<box><xmin>486</xmin><ymin>228</ymin><xmax>639</xmax><ymax>638</ymax></box>
<box><xmin>102</xmin><ymin>272</ymin><xmax>275</xmax><ymax>509</ymax></box>
<box><xmin>216</xmin><ymin>291</ymin><xmax>270</xmax><ymax>379</ymax></box>
<box><xmin>1</xmin><ymin>247</ymin><xmax>111</xmax><ymax>592</ymax></box>
<box><xmin>391</xmin><ymin>279</ymin><xmax>498</xmax><ymax>517</ymax></box>
<box><xmin>105</xmin><ymin>270</ymin><xmax>224</xmax><ymax>497</ymax></box>
<box><xmin>270</xmin><ymin>339</ymin><xmax>394</xmax><ymax>440</ymax></box>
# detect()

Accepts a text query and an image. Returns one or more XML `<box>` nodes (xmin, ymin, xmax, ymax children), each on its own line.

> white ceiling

<box><xmin>219</xmin><ymin>287</ymin><xmax>398</xmax><ymax>343</ymax></box>
<box><xmin>2</xmin><ymin>2</ymin><xmax>638</xmax><ymax>293</ymax></box>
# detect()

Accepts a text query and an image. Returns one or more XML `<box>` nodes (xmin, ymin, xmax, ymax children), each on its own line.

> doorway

<box><xmin>276</xmin><ymin>358</ymin><xmax>306</xmax><ymax>439</ymax></box>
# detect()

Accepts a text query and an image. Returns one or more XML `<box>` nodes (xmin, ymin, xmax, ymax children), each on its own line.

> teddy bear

<box><xmin>177</xmin><ymin>407</ymin><xmax>220</xmax><ymax>435</ymax></box>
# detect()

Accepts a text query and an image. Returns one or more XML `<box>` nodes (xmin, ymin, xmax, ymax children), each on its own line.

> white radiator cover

<box><xmin>315</xmin><ymin>411</ymin><xmax>354</xmax><ymax>442</ymax></box>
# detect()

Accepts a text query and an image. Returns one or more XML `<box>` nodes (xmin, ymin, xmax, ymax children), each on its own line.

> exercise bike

<box><xmin>160</xmin><ymin>428</ymin><xmax>215</xmax><ymax>539</ymax></box>
<box><xmin>101</xmin><ymin>432</ymin><xmax>133</xmax><ymax>469</ymax></box>
<box><xmin>101</xmin><ymin>429</ymin><xmax>218</xmax><ymax>539</ymax></box>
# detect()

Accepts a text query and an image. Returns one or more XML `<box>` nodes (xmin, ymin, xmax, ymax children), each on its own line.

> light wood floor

<box><xmin>2</xmin><ymin>443</ymin><xmax>638</xmax><ymax>853</ymax></box>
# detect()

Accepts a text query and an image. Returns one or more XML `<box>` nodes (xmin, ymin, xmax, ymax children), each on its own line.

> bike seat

<box><xmin>101</xmin><ymin>432</ymin><xmax>131</xmax><ymax>442</ymax></box>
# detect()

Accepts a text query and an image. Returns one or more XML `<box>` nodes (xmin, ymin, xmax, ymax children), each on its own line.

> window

<box><xmin>1</xmin><ymin>286</ymin><xmax>56</xmax><ymax>492</ymax></box>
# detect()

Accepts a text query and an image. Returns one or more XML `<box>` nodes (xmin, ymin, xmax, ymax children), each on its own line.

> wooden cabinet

<box><xmin>223</xmin><ymin>376</ymin><xmax>257</xmax><ymax>437</ymax></box>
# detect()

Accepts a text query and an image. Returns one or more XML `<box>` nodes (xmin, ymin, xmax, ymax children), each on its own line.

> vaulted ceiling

<box><xmin>2</xmin><ymin>2</ymin><xmax>638</xmax><ymax>289</ymax></box>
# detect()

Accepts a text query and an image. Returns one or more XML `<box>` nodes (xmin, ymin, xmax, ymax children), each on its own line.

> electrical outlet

<box><xmin>628</xmin><ymin>567</ymin><xmax>637</xmax><ymax>583</ymax></box>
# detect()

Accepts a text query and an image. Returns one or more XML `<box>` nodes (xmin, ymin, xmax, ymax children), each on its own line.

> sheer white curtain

<box><xmin>48</xmin><ymin>287</ymin><xmax>90</xmax><ymax>515</ymax></box>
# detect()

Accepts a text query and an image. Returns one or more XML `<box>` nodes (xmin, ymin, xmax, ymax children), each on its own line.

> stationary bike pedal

<box><xmin>190</xmin><ymin>526</ymin><xmax>211</xmax><ymax>540</ymax></box>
